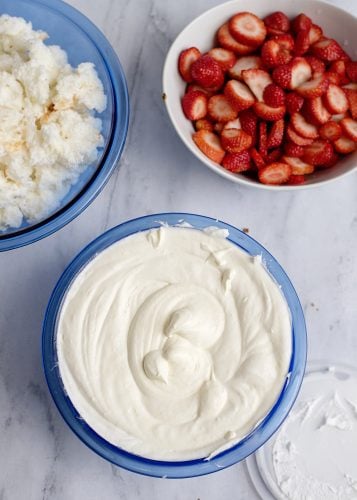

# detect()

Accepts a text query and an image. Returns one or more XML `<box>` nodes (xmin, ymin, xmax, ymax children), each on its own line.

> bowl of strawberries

<box><xmin>162</xmin><ymin>0</ymin><xmax>357</xmax><ymax>188</ymax></box>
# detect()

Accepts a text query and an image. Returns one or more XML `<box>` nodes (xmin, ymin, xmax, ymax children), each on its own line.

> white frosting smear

<box><xmin>57</xmin><ymin>226</ymin><xmax>291</xmax><ymax>460</ymax></box>
<box><xmin>273</xmin><ymin>369</ymin><xmax>357</xmax><ymax>499</ymax></box>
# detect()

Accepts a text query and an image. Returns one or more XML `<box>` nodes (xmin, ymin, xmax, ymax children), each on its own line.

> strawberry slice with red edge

<box><xmin>333</xmin><ymin>136</ymin><xmax>356</xmax><ymax>154</ymax></box>
<box><xmin>271</xmin><ymin>34</ymin><xmax>294</xmax><ymax>51</ymax></box>
<box><xmin>258</xmin><ymin>162</ymin><xmax>292</xmax><ymax>184</ymax></box>
<box><xmin>223</xmin><ymin>118</ymin><xmax>241</xmax><ymax>130</ymax></box>
<box><xmin>228</xmin><ymin>56</ymin><xmax>262</xmax><ymax>80</ymax></box>
<box><xmin>229</xmin><ymin>12</ymin><xmax>267</xmax><ymax>47</ymax></box>
<box><xmin>323</xmin><ymin>84</ymin><xmax>349</xmax><ymax>114</ymax></box>
<box><xmin>303</xmin><ymin>140</ymin><xmax>334</xmax><ymax>165</ymax></box>
<box><xmin>308</xmin><ymin>24</ymin><xmax>323</xmax><ymax>45</ymax></box>
<box><xmin>217</xmin><ymin>23</ymin><xmax>256</xmax><ymax>55</ymax></box>
<box><xmin>263</xmin><ymin>83</ymin><xmax>285</xmax><ymax>107</ymax></box>
<box><xmin>191</xmin><ymin>55</ymin><xmax>224</xmax><ymax>89</ymax></box>
<box><xmin>282</xmin><ymin>156</ymin><xmax>314</xmax><ymax>174</ymax></box>
<box><xmin>253</xmin><ymin>102</ymin><xmax>286</xmax><ymax>121</ymax></box>
<box><xmin>284</xmin><ymin>142</ymin><xmax>304</xmax><ymax>157</ymax></box>
<box><xmin>296</xmin><ymin>75</ymin><xmax>329</xmax><ymax>98</ymax></box>
<box><xmin>286</xmin><ymin>125</ymin><xmax>314</xmax><ymax>145</ymax></box>
<box><xmin>291</xmin><ymin>112</ymin><xmax>319</xmax><ymax>138</ymax></box>
<box><xmin>208</xmin><ymin>94</ymin><xmax>238</xmax><ymax>122</ymax></box>
<box><xmin>340</xmin><ymin>118</ymin><xmax>357</xmax><ymax>142</ymax></box>
<box><xmin>240</xmin><ymin>109</ymin><xmax>258</xmax><ymax>142</ymax></box>
<box><xmin>222</xmin><ymin>151</ymin><xmax>251</xmax><ymax>172</ymax></box>
<box><xmin>343</xmin><ymin>88</ymin><xmax>357</xmax><ymax>119</ymax></box>
<box><xmin>195</xmin><ymin>118</ymin><xmax>214</xmax><ymax>132</ymax></box>
<box><xmin>272</xmin><ymin>57</ymin><xmax>311</xmax><ymax>90</ymax></box>
<box><xmin>319</xmin><ymin>121</ymin><xmax>342</xmax><ymax>141</ymax></box>
<box><xmin>178</xmin><ymin>47</ymin><xmax>201</xmax><ymax>82</ymax></box>
<box><xmin>267</xmin><ymin>119</ymin><xmax>284</xmax><ymax>148</ymax></box>
<box><xmin>261</xmin><ymin>40</ymin><xmax>292</xmax><ymax>67</ymax></box>
<box><xmin>224</xmin><ymin>80</ymin><xmax>255</xmax><ymax>111</ymax></box>
<box><xmin>208</xmin><ymin>48</ymin><xmax>237</xmax><ymax>71</ymax></box>
<box><xmin>304</xmin><ymin>97</ymin><xmax>331</xmax><ymax>125</ymax></box>
<box><xmin>220</xmin><ymin>128</ymin><xmax>253</xmax><ymax>153</ymax></box>
<box><xmin>305</xmin><ymin>56</ymin><xmax>325</xmax><ymax>75</ymax></box>
<box><xmin>192</xmin><ymin>130</ymin><xmax>225</xmax><ymax>163</ymax></box>
<box><xmin>242</xmin><ymin>68</ymin><xmax>272</xmax><ymax>101</ymax></box>
<box><xmin>263</xmin><ymin>12</ymin><xmax>290</xmax><ymax>33</ymax></box>
<box><xmin>294</xmin><ymin>30</ymin><xmax>310</xmax><ymax>56</ymax></box>
<box><xmin>285</xmin><ymin>92</ymin><xmax>304</xmax><ymax>114</ymax></box>
<box><xmin>182</xmin><ymin>91</ymin><xmax>208</xmax><ymax>120</ymax></box>
<box><xmin>266</xmin><ymin>148</ymin><xmax>283</xmax><ymax>162</ymax></box>
<box><xmin>292</xmin><ymin>13</ymin><xmax>312</xmax><ymax>34</ymax></box>
<box><xmin>312</xmin><ymin>39</ymin><xmax>349</xmax><ymax>62</ymax></box>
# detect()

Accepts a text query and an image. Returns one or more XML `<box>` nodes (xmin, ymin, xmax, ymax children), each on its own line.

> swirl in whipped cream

<box><xmin>57</xmin><ymin>226</ymin><xmax>291</xmax><ymax>460</ymax></box>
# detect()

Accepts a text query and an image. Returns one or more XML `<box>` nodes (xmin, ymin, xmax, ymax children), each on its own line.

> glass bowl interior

<box><xmin>0</xmin><ymin>0</ymin><xmax>128</xmax><ymax>248</ymax></box>
<box><xmin>42</xmin><ymin>213</ymin><xmax>307</xmax><ymax>478</ymax></box>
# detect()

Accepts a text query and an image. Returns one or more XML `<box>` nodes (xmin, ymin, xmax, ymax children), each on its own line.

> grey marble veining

<box><xmin>0</xmin><ymin>0</ymin><xmax>356</xmax><ymax>499</ymax></box>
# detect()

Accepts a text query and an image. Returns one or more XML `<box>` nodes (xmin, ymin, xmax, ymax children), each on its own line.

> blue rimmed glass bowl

<box><xmin>0</xmin><ymin>0</ymin><xmax>129</xmax><ymax>251</ymax></box>
<box><xmin>42</xmin><ymin>213</ymin><xmax>307</xmax><ymax>478</ymax></box>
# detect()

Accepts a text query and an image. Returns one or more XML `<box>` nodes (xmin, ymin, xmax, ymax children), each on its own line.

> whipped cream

<box><xmin>57</xmin><ymin>226</ymin><xmax>292</xmax><ymax>460</ymax></box>
<box><xmin>273</xmin><ymin>368</ymin><xmax>357</xmax><ymax>499</ymax></box>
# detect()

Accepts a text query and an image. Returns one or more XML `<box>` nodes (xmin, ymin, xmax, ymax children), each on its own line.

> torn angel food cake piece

<box><xmin>0</xmin><ymin>14</ymin><xmax>107</xmax><ymax>231</ymax></box>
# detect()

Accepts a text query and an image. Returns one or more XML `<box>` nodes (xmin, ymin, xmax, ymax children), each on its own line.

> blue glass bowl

<box><xmin>0</xmin><ymin>0</ymin><xmax>129</xmax><ymax>251</ymax></box>
<box><xmin>42</xmin><ymin>213</ymin><xmax>307</xmax><ymax>478</ymax></box>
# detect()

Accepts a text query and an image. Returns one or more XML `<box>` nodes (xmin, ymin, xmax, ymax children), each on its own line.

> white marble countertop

<box><xmin>0</xmin><ymin>0</ymin><xmax>356</xmax><ymax>498</ymax></box>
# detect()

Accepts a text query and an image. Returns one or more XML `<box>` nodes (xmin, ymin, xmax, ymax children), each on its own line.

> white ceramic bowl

<box><xmin>162</xmin><ymin>0</ymin><xmax>357</xmax><ymax>190</ymax></box>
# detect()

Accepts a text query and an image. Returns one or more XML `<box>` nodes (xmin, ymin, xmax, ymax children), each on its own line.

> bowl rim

<box><xmin>0</xmin><ymin>0</ymin><xmax>130</xmax><ymax>252</ymax></box>
<box><xmin>42</xmin><ymin>212</ymin><xmax>307</xmax><ymax>478</ymax></box>
<box><xmin>162</xmin><ymin>0</ymin><xmax>357</xmax><ymax>191</ymax></box>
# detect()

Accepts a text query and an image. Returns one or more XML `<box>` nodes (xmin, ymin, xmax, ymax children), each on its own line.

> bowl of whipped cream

<box><xmin>42</xmin><ymin>213</ymin><xmax>307</xmax><ymax>478</ymax></box>
<box><xmin>0</xmin><ymin>0</ymin><xmax>129</xmax><ymax>251</ymax></box>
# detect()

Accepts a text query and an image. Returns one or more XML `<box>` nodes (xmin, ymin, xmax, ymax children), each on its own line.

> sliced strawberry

<box><xmin>266</xmin><ymin>148</ymin><xmax>283</xmax><ymax>162</ymax></box>
<box><xmin>294</xmin><ymin>30</ymin><xmax>310</xmax><ymax>56</ymax></box>
<box><xmin>263</xmin><ymin>83</ymin><xmax>285</xmax><ymax>107</ymax></box>
<box><xmin>208</xmin><ymin>48</ymin><xmax>236</xmax><ymax>71</ymax></box>
<box><xmin>285</xmin><ymin>92</ymin><xmax>304</xmax><ymax>114</ymax></box>
<box><xmin>208</xmin><ymin>94</ymin><xmax>237</xmax><ymax>122</ymax></box>
<box><xmin>346</xmin><ymin>61</ymin><xmax>357</xmax><ymax>83</ymax></box>
<box><xmin>192</xmin><ymin>130</ymin><xmax>225</xmax><ymax>163</ymax></box>
<box><xmin>318</xmin><ymin>152</ymin><xmax>339</xmax><ymax>169</ymax></box>
<box><xmin>263</xmin><ymin>12</ymin><xmax>290</xmax><ymax>33</ymax></box>
<box><xmin>291</xmin><ymin>112</ymin><xmax>319</xmax><ymax>138</ymax></box>
<box><xmin>273</xmin><ymin>58</ymin><xmax>312</xmax><ymax>90</ymax></box>
<box><xmin>229</xmin><ymin>12</ymin><xmax>267</xmax><ymax>47</ymax></box>
<box><xmin>324</xmin><ymin>72</ymin><xmax>341</xmax><ymax>85</ymax></box>
<box><xmin>331</xmin><ymin>113</ymin><xmax>347</xmax><ymax>122</ymax></box>
<box><xmin>284</xmin><ymin>142</ymin><xmax>304</xmax><ymax>157</ymax></box>
<box><xmin>228</xmin><ymin>56</ymin><xmax>262</xmax><ymax>80</ymax></box>
<box><xmin>182</xmin><ymin>91</ymin><xmax>207</xmax><ymax>120</ymax></box>
<box><xmin>178</xmin><ymin>47</ymin><xmax>201</xmax><ymax>82</ymax></box>
<box><xmin>304</xmin><ymin>97</ymin><xmax>331</xmax><ymax>125</ymax></box>
<box><xmin>286</xmin><ymin>125</ymin><xmax>314</xmax><ymax>145</ymax></box>
<box><xmin>312</xmin><ymin>39</ymin><xmax>349</xmax><ymax>62</ymax></box>
<box><xmin>253</xmin><ymin>102</ymin><xmax>286</xmax><ymax>120</ymax></box>
<box><xmin>267</xmin><ymin>119</ymin><xmax>284</xmax><ymax>148</ymax></box>
<box><xmin>258</xmin><ymin>162</ymin><xmax>292</xmax><ymax>184</ymax></box>
<box><xmin>342</xmin><ymin>83</ymin><xmax>357</xmax><ymax>90</ymax></box>
<box><xmin>242</xmin><ymin>69</ymin><xmax>272</xmax><ymax>101</ymax></box>
<box><xmin>271</xmin><ymin>34</ymin><xmax>294</xmax><ymax>51</ymax></box>
<box><xmin>240</xmin><ymin>109</ymin><xmax>258</xmax><ymax>141</ymax></box>
<box><xmin>296</xmin><ymin>75</ymin><xmax>329</xmax><ymax>98</ymax></box>
<box><xmin>319</xmin><ymin>121</ymin><xmax>342</xmax><ymax>141</ymax></box>
<box><xmin>217</xmin><ymin>23</ymin><xmax>256</xmax><ymax>55</ymax></box>
<box><xmin>223</xmin><ymin>118</ymin><xmax>241</xmax><ymax>130</ymax></box>
<box><xmin>272</xmin><ymin>64</ymin><xmax>292</xmax><ymax>89</ymax></box>
<box><xmin>303</xmin><ymin>140</ymin><xmax>334</xmax><ymax>165</ymax></box>
<box><xmin>220</xmin><ymin>128</ymin><xmax>253</xmax><ymax>153</ymax></box>
<box><xmin>340</xmin><ymin>118</ymin><xmax>357</xmax><ymax>142</ymax></box>
<box><xmin>333</xmin><ymin>136</ymin><xmax>356</xmax><ymax>154</ymax></box>
<box><xmin>323</xmin><ymin>84</ymin><xmax>349</xmax><ymax>114</ymax></box>
<box><xmin>224</xmin><ymin>80</ymin><xmax>255</xmax><ymax>111</ymax></box>
<box><xmin>287</xmin><ymin>174</ymin><xmax>305</xmax><ymax>185</ymax></box>
<box><xmin>292</xmin><ymin>14</ymin><xmax>312</xmax><ymax>34</ymax></box>
<box><xmin>191</xmin><ymin>55</ymin><xmax>224</xmax><ymax>89</ymax></box>
<box><xmin>261</xmin><ymin>40</ymin><xmax>292</xmax><ymax>67</ymax></box>
<box><xmin>250</xmin><ymin>147</ymin><xmax>266</xmax><ymax>168</ymax></box>
<box><xmin>195</xmin><ymin>118</ymin><xmax>213</xmax><ymax>132</ymax></box>
<box><xmin>308</xmin><ymin>24</ymin><xmax>323</xmax><ymax>45</ymax></box>
<box><xmin>221</xmin><ymin>151</ymin><xmax>251</xmax><ymax>172</ymax></box>
<box><xmin>344</xmin><ymin>88</ymin><xmax>357</xmax><ymax>120</ymax></box>
<box><xmin>259</xmin><ymin>122</ymin><xmax>268</xmax><ymax>157</ymax></box>
<box><xmin>305</xmin><ymin>56</ymin><xmax>326</xmax><ymax>75</ymax></box>
<box><xmin>282</xmin><ymin>156</ymin><xmax>314</xmax><ymax>174</ymax></box>
<box><xmin>329</xmin><ymin>60</ymin><xmax>349</xmax><ymax>84</ymax></box>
